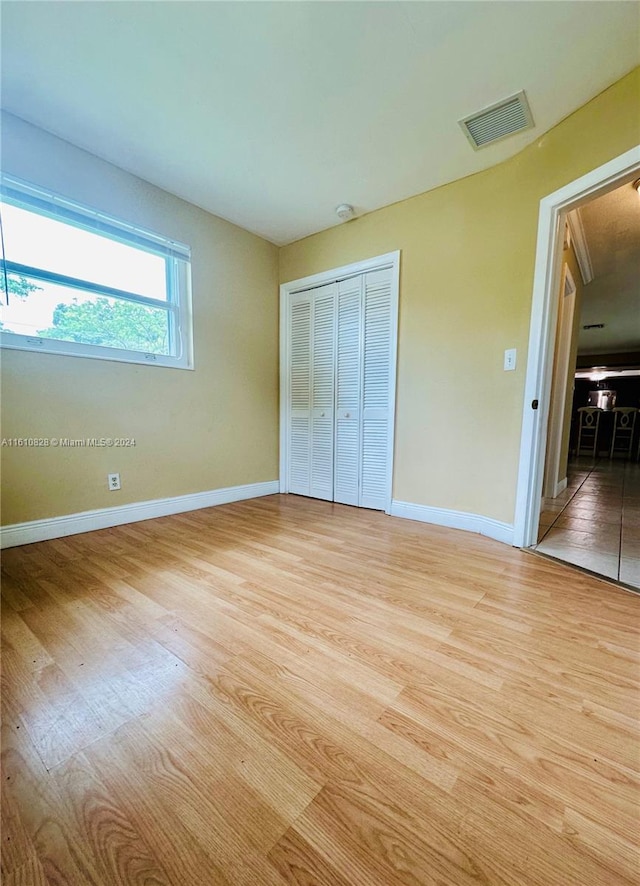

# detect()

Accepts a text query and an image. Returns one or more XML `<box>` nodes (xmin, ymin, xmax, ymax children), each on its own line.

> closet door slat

<box><xmin>288</xmin><ymin>295</ymin><xmax>312</xmax><ymax>495</ymax></box>
<box><xmin>310</xmin><ymin>286</ymin><xmax>336</xmax><ymax>500</ymax></box>
<box><xmin>361</xmin><ymin>269</ymin><xmax>393</xmax><ymax>511</ymax></box>
<box><xmin>334</xmin><ymin>277</ymin><xmax>363</xmax><ymax>506</ymax></box>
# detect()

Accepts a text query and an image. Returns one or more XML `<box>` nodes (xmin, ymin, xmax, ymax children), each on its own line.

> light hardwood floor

<box><xmin>1</xmin><ymin>495</ymin><xmax>638</xmax><ymax>885</ymax></box>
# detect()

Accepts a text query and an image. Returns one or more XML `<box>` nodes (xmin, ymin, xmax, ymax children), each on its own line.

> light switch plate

<box><xmin>504</xmin><ymin>348</ymin><xmax>517</xmax><ymax>371</ymax></box>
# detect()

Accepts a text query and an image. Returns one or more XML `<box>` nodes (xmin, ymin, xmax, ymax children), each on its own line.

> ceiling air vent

<box><xmin>459</xmin><ymin>90</ymin><xmax>534</xmax><ymax>150</ymax></box>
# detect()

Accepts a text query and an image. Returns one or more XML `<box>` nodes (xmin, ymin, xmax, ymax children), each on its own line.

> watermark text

<box><xmin>1</xmin><ymin>437</ymin><xmax>137</xmax><ymax>448</ymax></box>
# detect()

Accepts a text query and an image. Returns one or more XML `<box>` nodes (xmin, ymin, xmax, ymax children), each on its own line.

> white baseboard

<box><xmin>554</xmin><ymin>477</ymin><xmax>568</xmax><ymax>498</ymax></box>
<box><xmin>390</xmin><ymin>500</ymin><xmax>514</xmax><ymax>546</ymax></box>
<box><xmin>0</xmin><ymin>480</ymin><xmax>280</xmax><ymax>549</ymax></box>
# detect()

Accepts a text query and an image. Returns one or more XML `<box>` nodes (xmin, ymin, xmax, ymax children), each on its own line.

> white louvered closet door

<box><xmin>334</xmin><ymin>276</ymin><xmax>363</xmax><ymax>506</ymax></box>
<box><xmin>286</xmin><ymin>264</ymin><xmax>394</xmax><ymax>511</ymax></box>
<box><xmin>288</xmin><ymin>293</ymin><xmax>312</xmax><ymax>496</ymax></box>
<box><xmin>309</xmin><ymin>284</ymin><xmax>336</xmax><ymax>500</ymax></box>
<box><xmin>360</xmin><ymin>268</ymin><xmax>393</xmax><ymax>511</ymax></box>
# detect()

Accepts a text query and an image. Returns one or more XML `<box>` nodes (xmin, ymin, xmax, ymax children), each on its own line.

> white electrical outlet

<box><xmin>504</xmin><ymin>348</ymin><xmax>517</xmax><ymax>371</ymax></box>
<box><xmin>108</xmin><ymin>472</ymin><xmax>121</xmax><ymax>491</ymax></box>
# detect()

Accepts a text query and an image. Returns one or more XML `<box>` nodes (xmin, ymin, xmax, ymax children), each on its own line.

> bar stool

<box><xmin>576</xmin><ymin>407</ymin><xmax>603</xmax><ymax>458</ymax></box>
<box><xmin>609</xmin><ymin>406</ymin><xmax>637</xmax><ymax>459</ymax></box>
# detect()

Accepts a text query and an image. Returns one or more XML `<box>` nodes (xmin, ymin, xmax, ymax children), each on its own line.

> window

<box><xmin>0</xmin><ymin>175</ymin><xmax>193</xmax><ymax>368</ymax></box>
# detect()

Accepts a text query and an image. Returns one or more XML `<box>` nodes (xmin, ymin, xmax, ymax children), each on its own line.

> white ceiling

<box><xmin>1</xmin><ymin>2</ymin><xmax>639</xmax><ymax>245</ymax></box>
<box><xmin>578</xmin><ymin>181</ymin><xmax>640</xmax><ymax>357</ymax></box>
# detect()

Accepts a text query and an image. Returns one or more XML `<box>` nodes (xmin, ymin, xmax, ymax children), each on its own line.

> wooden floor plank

<box><xmin>2</xmin><ymin>724</ymin><xmax>103</xmax><ymax>885</ymax></box>
<box><xmin>84</xmin><ymin>730</ymin><xmax>232</xmax><ymax>886</ymax></box>
<box><xmin>51</xmin><ymin>753</ymin><xmax>173</xmax><ymax>886</ymax></box>
<box><xmin>1</xmin><ymin>494</ymin><xmax>638</xmax><ymax>885</ymax></box>
<box><xmin>2</xmin><ymin>854</ymin><xmax>48</xmax><ymax>886</ymax></box>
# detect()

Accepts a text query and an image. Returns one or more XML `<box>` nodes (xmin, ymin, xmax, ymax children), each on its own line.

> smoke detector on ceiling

<box><xmin>335</xmin><ymin>204</ymin><xmax>355</xmax><ymax>221</ymax></box>
<box><xmin>459</xmin><ymin>90</ymin><xmax>534</xmax><ymax>150</ymax></box>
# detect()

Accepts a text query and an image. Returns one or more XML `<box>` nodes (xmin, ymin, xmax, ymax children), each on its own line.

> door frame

<box><xmin>513</xmin><ymin>145</ymin><xmax>640</xmax><ymax>548</ymax></box>
<box><xmin>279</xmin><ymin>250</ymin><xmax>401</xmax><ymax>513</ymax></box>
<box><xmin>542</xmin><ymin>262</ymin><xmax>576</xmax><ymax>500</ymax></box>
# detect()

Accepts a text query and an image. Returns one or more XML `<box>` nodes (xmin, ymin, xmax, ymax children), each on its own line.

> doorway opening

<box><xmin>514</xmin><ymin>146</ymin><xmax>640</xmax><ymax>579</ymax></box>
<box><xmin>536</xmin><ymin>179</ymin><xmax>640</xmax><ymax>587</ymax></box>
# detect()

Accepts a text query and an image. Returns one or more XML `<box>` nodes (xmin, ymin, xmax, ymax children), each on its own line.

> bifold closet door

<box><xmin>287</xmin><ymin>284</ymin><xmax>335</xmax><ymax>500</ymax></box>
<box><xmin>360</xmin><ymin>268</ymin><xmax>393</xmax><ymax>510</ymax></box>
<box><xmin>287</xmin><ymin>266</ymin><xmax>393</xmax><ymax>511</ymax></box>
<box><xmin>334</xmin><ymin>276</ymin><xmax>363</xmax><ymax>506</ymax></box>
<box><xmin>334</xmin><ymin>267</ymin><xmax>393</xmax><ymax>511</ymax></box>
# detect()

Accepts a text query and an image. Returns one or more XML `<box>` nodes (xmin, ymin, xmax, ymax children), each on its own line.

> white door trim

<box><xmin>513</xmin><ymin>145</ymin><xmax>640</xmax><ymax>548</ymax></box>
<box><xmin>279</xmin><ymin>250</ymin><xmax>400</xmax><ymax>513</ymax></box>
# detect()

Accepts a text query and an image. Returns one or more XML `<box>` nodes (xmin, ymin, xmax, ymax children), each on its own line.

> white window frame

<box><xmin>0</xmin><ymin>175</ymin><xmax>193</xmax><ymax>369</ymax></box>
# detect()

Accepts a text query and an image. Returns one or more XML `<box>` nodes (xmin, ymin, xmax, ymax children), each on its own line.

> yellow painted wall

<box><xmin>1</xmin><ymin>113</ymin><xmax>279</xmax><ymax>525</ymax></box>
<box><xmin>280</xmin><ymin>69</ymin><xmax>640</xmax><ymax>525</ymax></box>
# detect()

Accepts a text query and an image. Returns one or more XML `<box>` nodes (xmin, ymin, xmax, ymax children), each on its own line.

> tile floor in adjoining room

<box><xmin>537</xmin><ymin>456</ymin><xmax>640</xmax><ymax>590</ymax></box>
